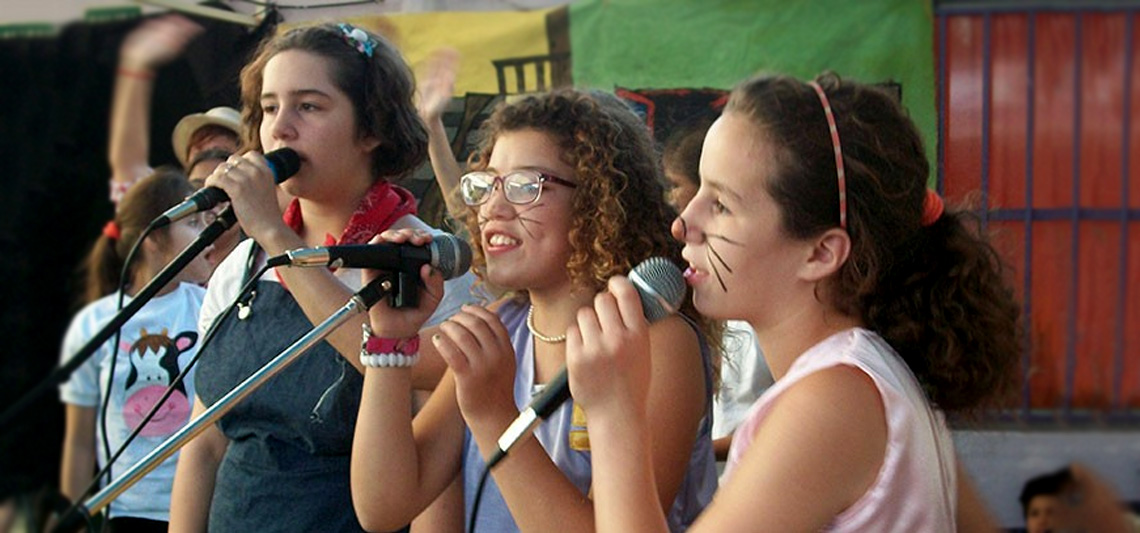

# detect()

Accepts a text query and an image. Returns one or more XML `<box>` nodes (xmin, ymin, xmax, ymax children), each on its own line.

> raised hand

<box><xmin>415</xmin><ymin>47</ymin><xmax>460</xmax><ymax>123</ymax></box>
<box><xmin>119</xmin><ymin>14</ymin><xmax>204</xmax><ymax>71</ymax></box>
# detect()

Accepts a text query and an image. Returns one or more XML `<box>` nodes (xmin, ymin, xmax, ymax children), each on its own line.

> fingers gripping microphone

<box><xmin>154</xmin><ymin>148</ymin><xmax>301</xmax><ymax>228</ymax></box>
<box><xmin>267</xmin><ymin>233</ymin><xmax>474</xmax><ymax>281</ymax></box>
<box><xmin>491</xmin><ymin>257</ymin><xmax>685</xmax><ymax>467</ymax></box>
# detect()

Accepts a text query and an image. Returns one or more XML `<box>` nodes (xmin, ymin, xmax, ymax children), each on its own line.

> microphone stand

<box><xmin>0</xmin><ymin>208</ymin><xmax>238</xmax><ymax>430</ymax></box>
<box><xmin>54</xmin><ymin>272</ymin><xmax>400</xmax><ymax>532</ymax></box>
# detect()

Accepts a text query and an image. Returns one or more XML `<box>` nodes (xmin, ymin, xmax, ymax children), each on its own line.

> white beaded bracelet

<box><xmin>360</xmin><ymin>350</ymin><xmax>420</xmax><ymax>368</ymax></box>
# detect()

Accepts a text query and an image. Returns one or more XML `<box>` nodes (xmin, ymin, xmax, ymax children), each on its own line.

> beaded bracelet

<box><xmin>360</xmin><ymin>323</ymin><xmax>420</xmax><ymax>368</ymax></box>
<box><xmin>360</xmin><ymin>352</ymin><xmax>420</xmax><ymax>368</ymax></box>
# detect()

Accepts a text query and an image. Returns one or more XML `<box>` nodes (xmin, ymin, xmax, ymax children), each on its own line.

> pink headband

<box><xmin>807</xmin><ymin>81</ymin><xmax>847</xmax><ymax>230</ymax></box>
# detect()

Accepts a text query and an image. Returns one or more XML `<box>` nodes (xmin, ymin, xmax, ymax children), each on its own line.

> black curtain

<box><xmin>0</xmin><ymin>10</ymin><xmax>271</xmax><ymax>503</ymax></box>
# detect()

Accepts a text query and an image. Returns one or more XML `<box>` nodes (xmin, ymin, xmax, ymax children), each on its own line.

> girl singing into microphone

<box><xmin>169</xmin><ymin>23</ymin><xmax>477</xmax><ymax>532</ymax></box>
<box><xmin>351</xmin><ymin>89</ymin><xmax>721</xmax><ymax>532</ymax></box>
<box><xmin>568</xmin><ymin>73</ymin><xmax>1021</xmax><ymax>532</ymax></box>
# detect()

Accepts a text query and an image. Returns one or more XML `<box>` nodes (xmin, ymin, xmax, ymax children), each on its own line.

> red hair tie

<box><xmin>102</xmin><ymin>221</ymin><xmax>121</xmax><ymax>240</ymax></box>
<box><xmin>921</xmin><ymin>189</ymin><xmax>944</xmax><ymax>227</ymax></box>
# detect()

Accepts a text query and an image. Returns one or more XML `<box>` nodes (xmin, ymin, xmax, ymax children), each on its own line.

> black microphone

<box><xmin>266</xmin><ymin>233</ymin><xmax>473</xmax><ymax>281</ymax></box>
<box><xmin>154</xmin><ymin>147</ymin><xmax>301</xmax><ymax>228</ymax></box>
<box><xmin>491</xmin><ymin>257</ymin><xmax>686</xmax><ymax>467</ymax></box>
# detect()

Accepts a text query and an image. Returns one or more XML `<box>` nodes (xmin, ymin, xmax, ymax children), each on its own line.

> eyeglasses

<box><xmin>459</xmin><ymin>169</ymin><xmax>577</xmax><ymax>206</ymax></box>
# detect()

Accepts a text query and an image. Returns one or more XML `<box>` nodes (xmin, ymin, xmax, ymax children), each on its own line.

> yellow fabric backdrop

<box><xmin>284</xmin><ymin>11</ymin><xmax>552</xmax><ymax>96</ymax></box>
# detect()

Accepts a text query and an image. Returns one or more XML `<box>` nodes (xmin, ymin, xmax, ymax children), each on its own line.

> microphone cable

<box><xmin>467</xmin><ymin>460</ymin><xmax>495</xmax><ymax>533</ymax></box>
<box><xmin>65</xmin><ymin>254</ymin><xmax>268</xmax><ymax>531</ymax></box>
<box><xmin>98</xmin><ymin>216</ymin><xmax>162</xmax><ymax>506</ymax></box>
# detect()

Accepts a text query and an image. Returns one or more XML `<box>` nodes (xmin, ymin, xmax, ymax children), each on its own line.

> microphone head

<box><xmin>265</xmin><ymin>148</ymin><xmax>301</xmax><ymax>184</ymax></box>
<box><xmin>629</xmin><ymin>257</ymin><xmax>686</xmax><ymax>323</ymax></box>
<box><xmin>430</xmin><ymin>233</ymin><xmax>473</xmax><ymax>280</ymax></box>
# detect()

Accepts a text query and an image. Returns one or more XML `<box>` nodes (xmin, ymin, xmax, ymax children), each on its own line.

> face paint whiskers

<box><xmin>703</xmin><ymin>232</ymin><xmax>743</xmax><ymax>293</ymax></box>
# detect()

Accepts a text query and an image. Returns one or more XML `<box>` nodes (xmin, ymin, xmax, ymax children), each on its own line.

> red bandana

<box><xmin>276</xmin><ymin>180</ymin><xmax>417</xmax><ymax>283</ymax></box>
<box><xmin>282</xmin><ymin>180</ymin><xmax>418</xmax><ymax>246</ymax></box>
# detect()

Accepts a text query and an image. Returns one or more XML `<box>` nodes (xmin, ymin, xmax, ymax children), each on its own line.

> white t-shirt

<box><xmin>712</xmin><ymin>320</ymin><xmax>773</xmax><ymax>439</ymax></box>
<box><xmin>59</xmin><ymin>282</ymin><xmax>205</xmax><ymax>521</ymax></box>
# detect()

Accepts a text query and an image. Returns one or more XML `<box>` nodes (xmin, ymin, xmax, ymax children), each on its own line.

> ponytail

<box><xmin>79</xmin><ymin>169</ymin><xmax>195</xmax><ymax>304</ymax></box>
<box><xmin>864</xmin><ymin>207</ymin><xmax>1022</xmax><ymax>412</ymax></box>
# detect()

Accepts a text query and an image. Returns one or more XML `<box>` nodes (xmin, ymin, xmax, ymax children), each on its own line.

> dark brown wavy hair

<box><xmin>238</xmin><ymin>22</ymin><xmax>427</xmax><ymax>180</ymax></box>
<box><xmin>662</xmin><ymin>113</ymin><xmax>718</xmax><ymax>189</ymax></box>
<box><xmin>81</xmin><ymin>169</ymin><xmax>195</xmax><ymax>304</ymax></box>
<box><xmin>727</xmin><ymin>73</ymin><xmax>1021</xmax><ymax>413</ymax></box>
<box><xmin>462</xmin><ymin>89</ymin><xmax>721</xmax><ymax>353</ymax></box>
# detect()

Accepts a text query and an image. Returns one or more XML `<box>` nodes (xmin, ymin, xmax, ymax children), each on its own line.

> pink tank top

<box><xmin>723</xmin><ymin>328</ymin><xmax>957</xmax><ymax>532</ymax></box>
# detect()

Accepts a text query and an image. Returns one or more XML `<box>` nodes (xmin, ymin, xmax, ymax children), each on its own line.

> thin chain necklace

<box><xmin>526</xmin><ymin>305</ymin><xmax>566</xmax><ymax>344</ymax></box>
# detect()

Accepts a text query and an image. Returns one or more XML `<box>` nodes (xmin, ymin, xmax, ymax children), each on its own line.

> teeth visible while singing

<box><xmin>488</xmin><ymin>234</ymin><xmax>520</xmax><ymax>246</ymax></box>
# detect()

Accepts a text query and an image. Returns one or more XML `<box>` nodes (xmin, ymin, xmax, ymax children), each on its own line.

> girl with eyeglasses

<box><xmin>351</xmin><ymin>89</ymin><xmax>721</xmax><ymax>532</ymax></box>
<box><xmin>168</xmin><ymin>23</ymin><xmax>478</xmax><ymax>532</ymax></box>
<box><xmin>566</xmin><ymin>74</ymin><xmax>1021</xmax><ymax>531</ymax></box>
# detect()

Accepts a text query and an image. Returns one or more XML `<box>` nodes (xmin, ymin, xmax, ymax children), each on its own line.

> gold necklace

<box><xmin>526</xmin><ymin>305</ymin><xmax>566</xmax><ymax>344</ymax></box>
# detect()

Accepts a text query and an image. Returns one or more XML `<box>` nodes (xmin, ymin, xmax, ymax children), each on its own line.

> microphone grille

<box><xmin>629</xmin><ymin>257</ymin><xmax>686</xmax><ymax>323</ymax></box>
<box><xmin>431</xmin><ymin>233</ymin><xmax>473</xmax><ymax>280</ymax></box>
<box><xmin>265</xmin><ymin>148</ymin><xmax>301</xmax><ymax>184</ymax></box>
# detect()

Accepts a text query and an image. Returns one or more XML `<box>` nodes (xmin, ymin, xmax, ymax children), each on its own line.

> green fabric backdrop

<box><xmin>569</xmin><ymin>0</ymin><xmax>937</xmax><ymax>171</ymax></box>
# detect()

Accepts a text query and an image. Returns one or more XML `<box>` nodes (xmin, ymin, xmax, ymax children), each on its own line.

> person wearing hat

<box><xmin>171</xmin><ymin>106</ymin><xmax>242</xmax><ymax>186</ymax></box>
<box><xmin>108</xmin><ymin>14</ymin><xmax>244</xmax><ymax>269</ymax></box>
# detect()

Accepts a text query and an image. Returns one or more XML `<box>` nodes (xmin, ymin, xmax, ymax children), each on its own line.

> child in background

<box><xmin>58</xmin><ymin>170</ymin><xmax>214</xmax><ymax>532</ymax></box>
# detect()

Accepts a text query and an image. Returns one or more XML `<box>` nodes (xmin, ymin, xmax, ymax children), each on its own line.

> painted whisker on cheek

<box><xmin>513</xmin><ymin>203</ymin><xmax>546</xmax><ymax>238</ymax></box>
<box><xmin>707</xmin><ymin>233</ymin><xmax>745</xmax><ymax>247</ymax></box>
<box><xmin>705</xmin><ymin>246</ymin><xmax>728</xmax><ymax>293</ymax></box>
<box><xmin>707</xmin><ymin>233</ymin><xmax>743</xmax><ymax>292</ymax></box>
<box><xmin>707</xmin><ymin>243</ymin><xmax>733</xmax><ymax>275</ymax></box>
<box><xmin>474</xmin><ymin>204</ymin><xmax>546</xmax><ymax>238</ymax></box>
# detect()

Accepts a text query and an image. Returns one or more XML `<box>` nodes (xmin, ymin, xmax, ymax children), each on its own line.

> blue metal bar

<box><xmin>1023</xmin><ymin>10</ymin><xmax>1037</xmax><ymax>419</ymax></box>
<box><xmin>988</xmin><ymin>207</ymin><xmax>1140</xmax><ymax>221</ymax></box>
<box><xmin>1115</xmin><ymin>13</ymin><xmax>1134</xmax><ymax>412</ymax></box>
<box><xmin>938</xmin><ymin>14</ymin><xmax>949</xmax><ymax>193</ymax></box>
<box><xmin>1064</xmin><ymin>12</ymin><xmax>1083</xmax><ymax>415</ymax></box>
<box><xmin>982</xmin><ymin>13</ymin><xmax>993</xmax><ymax>231</ymax></box>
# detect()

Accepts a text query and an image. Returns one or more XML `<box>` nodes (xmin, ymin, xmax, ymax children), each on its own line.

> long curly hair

<box><xmin>238</xmin><ymin>22</ymin><xmax>427</xmax><ymax>180</ymax></box>
<box><xmin>462</xmin><ymin>89</ymin><xmax>721</xmax><ymax>352</ymax></box>
<box><xmin>727</xmin><ymin>73</ymin><xmax>1022</xmax><ymax>413</ymax></box>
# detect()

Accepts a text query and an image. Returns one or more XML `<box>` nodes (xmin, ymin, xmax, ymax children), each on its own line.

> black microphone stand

<box><xmin>53</xmin><ymin>272</ymin><xmax>401</xmax><ymax>533</ymax></box>
<box><xmin>0</xmin><ymin>208</ymin><xmax>239</xmax><ymax>430</ymax></box>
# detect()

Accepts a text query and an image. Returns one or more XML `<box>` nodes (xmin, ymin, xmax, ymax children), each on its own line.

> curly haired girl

<box><xmin>352</xmin><ymin>88</ymin><xmax>720</xmax><ymax>532</ymax></box>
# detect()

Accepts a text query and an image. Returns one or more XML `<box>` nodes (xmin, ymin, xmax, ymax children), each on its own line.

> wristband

<box><xmin>116</xmin><ymin>66</ymin><xmax>155</xmax><ymax>80</ymax></box>
<box><xmin>361</xmin><ymin>322</ymin><xmax>420</xmax><ymax>354</ymax></box>
<box><xmin>360</xmin><ymin>323</ymin><xmax>420</xmax><ymax>368</ymax></box>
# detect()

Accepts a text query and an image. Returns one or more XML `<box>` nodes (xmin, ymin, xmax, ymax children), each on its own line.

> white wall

<box><xmin>955</xmin><ymin>430</ymin><xmax>1140</xmax><ymax>529</ymax></box>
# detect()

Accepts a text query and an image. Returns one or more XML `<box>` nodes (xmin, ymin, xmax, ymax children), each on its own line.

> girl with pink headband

<box><xmin>567</xmin><ymin>73</ymin><xmax>1021</xmax><ymax>531</ymax></box>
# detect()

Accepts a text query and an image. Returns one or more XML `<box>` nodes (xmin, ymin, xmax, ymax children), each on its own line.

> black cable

<box><xmin>466</xmin><ymin>458</ymin><xmax>497</xmax><ymax>533</ymax></box>
<box><xmin>97</xmin><ymin>217</ymin><xmax>158</xmax><ymax>513</ymax></box>
<box><xmin>58</xmin><ymin>262</ymin><xmax>270</xmax><ymax>532</ymax></box>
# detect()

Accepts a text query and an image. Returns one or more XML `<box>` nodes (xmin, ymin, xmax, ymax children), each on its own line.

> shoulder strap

<box><xmin>236</xmin><ymin>240</ymin><xmax>262</xmax><ymax>320</ymax></box>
